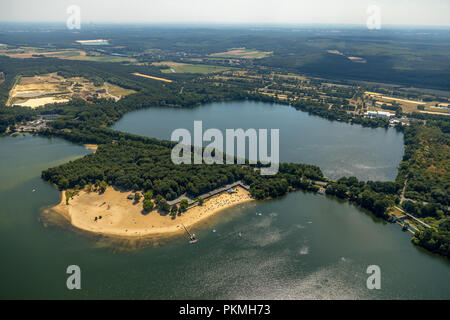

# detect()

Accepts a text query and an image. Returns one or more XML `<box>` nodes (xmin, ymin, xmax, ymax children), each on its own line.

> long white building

<box><xmin>364</xmin><ymin>110</ymin><xmax>395</xmax><ymax>119</ymax></box>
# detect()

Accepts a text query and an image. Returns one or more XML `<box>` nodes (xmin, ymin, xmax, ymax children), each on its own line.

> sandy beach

<box><xmin>84</xmin><ymin>144</ymin><xmax>98</xmax><ymax>152</ymax></box>
<box><xmin>49</xmin><ymin>186</ymin><xmax>253</xmax><ymax>237</ymax></box>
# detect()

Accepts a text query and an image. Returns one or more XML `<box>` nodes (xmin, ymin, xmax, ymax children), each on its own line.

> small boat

<box><xmin>32</xmin><ymin>189</ymin><xmax>36</xmax><ymax>192</ymax></box>
<box><xmin>182</xmin><ymin>224</ymin><xmax>198</xmax><ymax>244</ymax></box>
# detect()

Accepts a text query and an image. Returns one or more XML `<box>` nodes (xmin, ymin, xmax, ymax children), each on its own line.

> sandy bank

<box><xmin>15</xmin><ymin>97</ymin><xmax>70</xmax><ymax>108</ymax></box>
<box><xmin>49</xmin><ymin>186</ymin><xmax>253</xmax><ymax>237</ymax></box>
<box><xmin>84</xmin><ymin>144</ymin><xmax>98</xmax><ymax>152</ymax></box>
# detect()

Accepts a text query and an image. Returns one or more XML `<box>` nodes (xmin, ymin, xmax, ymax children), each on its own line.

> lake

<box><xmin>113</xmin><ymin>101</ymin><xmax>404</xmax><ymax>181</ymax></box>
<box><xmin>0</xmin><ymin>103</ymin><xmax>449</xmax><ymax>299</ymax></box>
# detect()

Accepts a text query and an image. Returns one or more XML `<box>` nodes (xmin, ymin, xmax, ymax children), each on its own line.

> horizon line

<box><xmin>0</xmin><ymin>21</ymin><xmax>450</xmax><ymax>29</ymax></box>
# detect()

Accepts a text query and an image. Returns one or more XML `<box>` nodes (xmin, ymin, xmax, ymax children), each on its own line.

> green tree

<box><xmin>99</xmin><ymin>181</ymin><xmax>107</xmax><ymax>193</ymax></box>
<box><xmin>180</xmin><ymin>199</ymin><xmax>189</xmax><ymax>212</ymax></box>
<box><xmin>144</xmin><ymin>190</ymin><xmax>153</xmax><ymax>200</ymax></box>
<box><xmin>143</xmin><ymin>199</ymin><xmax>154</xmax><ymax>212</ymax></box>
<box><xmin>159</xmin><ymin>199</ymin><xmax>170</xmax><ymax>212</ymax></box>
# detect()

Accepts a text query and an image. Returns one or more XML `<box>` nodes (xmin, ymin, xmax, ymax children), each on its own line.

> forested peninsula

<box><xmin>0</xmin><ymin>55</ymin><xmax>448</xmax><ymax>257</ymax></box>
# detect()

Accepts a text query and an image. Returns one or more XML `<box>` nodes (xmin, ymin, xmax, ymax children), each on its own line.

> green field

<box><xmin>72</xmin><ymin>55</ymin><xmax>135</xmax><ymax>63</ymax></box>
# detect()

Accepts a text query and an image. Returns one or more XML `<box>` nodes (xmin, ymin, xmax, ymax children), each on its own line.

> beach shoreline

<box><xmin>84</xmin><ymin>144</ymin><xmax>98</xmax><ymax>152</ymax></box>
<box><xmin>46</xmin><ymin>186</ymin><xmax>254</xmax><ymax>238</ymax></box>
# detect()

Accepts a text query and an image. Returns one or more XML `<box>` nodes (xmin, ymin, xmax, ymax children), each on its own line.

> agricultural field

<box><xmin>75</xmin><ymin>39</ymin><xmax>109</xmax><ymax>45</ymax></box>
<box><xmin>327</xmin><ymin>50</ymin><xmax>367</xmax><ymax>63</ymax></box>
<box><xmin>209</xmin><ymin>48</ymin><xmax>272</xmax><ymax>59</ymax></box>
<box><xmin>131</xmin><ymin>72</ymin><xmax>173</xmax><ymax>82</ymax></box>
<box><xmin>7</xmin><ymin>73</ymin><xmax>135</xmax><ymax>108</ymax></box>
<box><xmin>0</xmin><ymin>46</ymin><xmax>135</xmax><ymax>63</ymax></box>
<box><xmin>152</xmin><ymin>61</ymin><xmax>230</xmax><ymax>74</ymax></box>
<box><xmin>364</xmin><ymin>91</ymin><xmax>450</xmax><ymax>115</ymax></box>
<box><xmin>0</xmin><ymin>46</ymin><xmax>86</xmax><ymax>59</ymax></box>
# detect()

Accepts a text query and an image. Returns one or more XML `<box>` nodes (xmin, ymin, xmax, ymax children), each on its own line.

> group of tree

<box><xmin>412</xmin><ymin>219</ymin><xmax>450</xmax><ymax>257</ymax></box>
<box><xmin>398</xmin><ymin>122</ymin><xmax>449</xmax><ymax>206</ymax></box>
<box><xmin>143</xmin><ymin>191</ymin><xmax>154</xmax><ymax>212</ymax></box>
<box><xmin>41</xmin><ymin>132</ymin><xmax>326</xmax><ymax>207</ymax></box>
<box><xmin>325</xmin><ymin>177</ymin><xmax>400</xmax><ymax>218</ymax></box>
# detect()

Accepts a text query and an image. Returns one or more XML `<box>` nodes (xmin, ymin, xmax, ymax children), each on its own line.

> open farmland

<box><xmin>209</xmin><ymin>48</ymin><xmax>272</xmax><ymax>59</ymax></box>
<box><xmin>0</xmin><ymin>46</ymin><xmax>135</xmax><ymax>63</ymax></box>
<box><xmin>0</xmin><ymin>47</ymin><xmax>87</xmax><ymax>59</ymax></box>
<box><xmin>364</xmin><ymin>91</ymin><xmax>450</xmax><ymax>115</ymax></box>
<box><xmin>152</xmin><ymin>61</ymin><xmax>230</xmax><ymax>74</ymax></box>
<box><xmin>131</xmin><ymin>72</ymin><xmax>173</xmax><ymax>82</ymax></box>
<box><xmin>7</xmin><ymin>73</ymin><xmax>135</xmax><ymax>108</ymax></box>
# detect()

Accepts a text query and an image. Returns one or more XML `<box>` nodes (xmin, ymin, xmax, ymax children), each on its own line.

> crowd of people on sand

<box><xmin>199</xmin><ymin>190</ymin><xmax>248</xmax><ymax>214</ymax></box>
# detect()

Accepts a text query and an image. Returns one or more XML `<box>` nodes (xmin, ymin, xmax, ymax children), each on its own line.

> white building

<box><xmin>364</xmin><ymin>111</ymin><xmax>394</xmax><ymax>119</ymax></box>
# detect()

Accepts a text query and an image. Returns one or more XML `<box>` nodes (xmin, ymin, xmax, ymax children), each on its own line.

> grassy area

<box><xmin>153</xmin><ymin>61</ymin><xmax>230</xmax><ymax>74</ymax></box>
<box><xmin>104</xmin><ymin>82</ymin><xmax>136</xmax><ymax>98</ymax></box>
<box><xmin>68</xmin><ymin>55</ymin><xmax>135</xmax><ymax>63</ymax></box>
<box><xmin>0</xmin><ymin>47</ymin><xmax>135</xmax><ymax>63</ymax></box>
<box><xmin>209</xmin><ymin>48</ymin><xmax>272</xmax><ymax>59</ymax></box>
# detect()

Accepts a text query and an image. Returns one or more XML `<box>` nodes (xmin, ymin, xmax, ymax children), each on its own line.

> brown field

<box><xmin>0</xmin><ymin>47</ymin><xmax>87</xmax><ymax>59</ymax></box>
<box><xmin>0</xmin><ymin>46</ymin><xmax>135</xmax><ymax>63</ymax></box>
<box><xmin>103</xmin><ymin>82</ymin><xmax>136</xmax><ymax>99</ymax></box>
<box><xmin>152</xmin><ymin>61</ymin><xmax>230</xmax><ymax>74</ymax></box>
<box><xmin>7</xmin><ymin>73</ymin><xmax>135</xmax><ymax>108</ymax></box>
<box><xmin>131</xmin><ymin>72</ymin><xmax>173</xmax><ymax>82</ymax></box>
<box><xmin>152</xmin><ymin>61</ymin><xmax>185</xmax><ymax>67</ymax></box>
<box><xmin>364</xmin><ymin>91</ymin><xmax>449</xmax><ymax>115</ymax></box>
<box><xmin>210</xmin><ymin>48</ymin><xmax>272</xmax><ymax>59</ymax></box>
<box><xmin>275</xmin><ymin>74</ymin><xmax>308</xmax><ymax>81</ymax></box>
<box><xmin>327</xmin><ymin>50</ymin><xmax>366</xmax><ymax>63</ymax></box>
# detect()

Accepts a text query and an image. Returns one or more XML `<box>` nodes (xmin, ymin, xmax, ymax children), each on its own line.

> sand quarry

<box><xmin>7</xmin><ymin>73</ymin><xmax>135</xmax><ymax>108</ymax></box>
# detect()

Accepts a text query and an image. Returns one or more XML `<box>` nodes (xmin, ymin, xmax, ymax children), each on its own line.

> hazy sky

<box><xmin>1</xmin><ymin>0</ymin><xmax>449</xmax><ymax>26</ymax></box>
